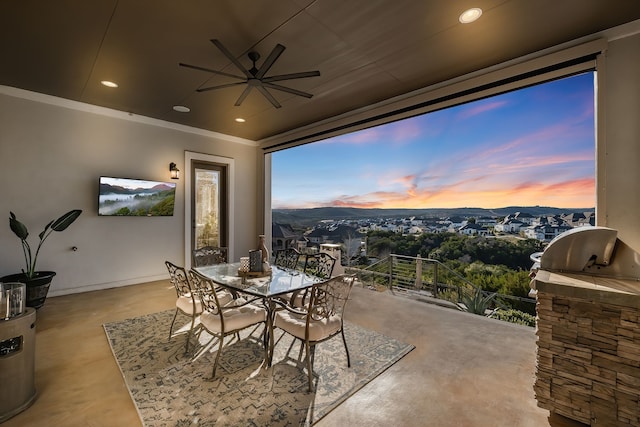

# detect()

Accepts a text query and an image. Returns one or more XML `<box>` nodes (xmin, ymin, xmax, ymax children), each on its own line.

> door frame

<box><xmin>184</xmin><ymin>151</ymin><xmax>235</xmax><ymax>268</ymax></box>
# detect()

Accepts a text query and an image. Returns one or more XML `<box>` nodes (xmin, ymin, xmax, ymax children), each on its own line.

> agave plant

<box><xmin>9</xmin><ymin>209</ymin><xmax>82</xmax><ymax>279</ymax></box>
<box><xmin>461</xmin><ymin>287</ymin><xmax>497</xmax><ymax>315</ymax></box>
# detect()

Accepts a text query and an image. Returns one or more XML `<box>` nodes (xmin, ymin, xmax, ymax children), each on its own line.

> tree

<box><xmin>363</xmin><ymin>230</ymin><xmax>539</xmax><ymax>314</ymax></box>
<box><xmin>342</xmin><ymin>231</ymin><xmax>363</xmax><ymax>266</ymax></box>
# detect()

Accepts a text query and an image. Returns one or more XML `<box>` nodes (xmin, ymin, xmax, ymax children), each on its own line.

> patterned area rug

<box><xmin>103</xmin><ymin>310</ymin><xmax>413</xmax><ymax>427</ymax></box>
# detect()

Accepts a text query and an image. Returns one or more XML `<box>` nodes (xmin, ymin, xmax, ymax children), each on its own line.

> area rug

<box><xmin>103</xmin><ymin>310</ymin><xmax>414</xmax><ymax>427</ymax></box>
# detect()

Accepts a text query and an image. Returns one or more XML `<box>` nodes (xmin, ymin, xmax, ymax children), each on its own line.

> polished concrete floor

<box><xmin>2</xmin><ymin>280</ymin><xmax>587</xmax><ymax>427</ymax></box>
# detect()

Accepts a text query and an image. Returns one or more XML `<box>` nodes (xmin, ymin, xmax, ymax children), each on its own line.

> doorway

<box><xmin>192</xmin><ymin>161</ymin><xmax>227</xmax><ymax>249</ymax></box>
<box><xmin>184</xmin><ymin>152</ymin><xmax>235</xmax><ymax>268</ymax></box>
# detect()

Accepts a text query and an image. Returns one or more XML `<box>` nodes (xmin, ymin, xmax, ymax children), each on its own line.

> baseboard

<box><xmin>47</xmin><ymin>274</ymin><xmax>169</xmax><ymax>297</ymax></box>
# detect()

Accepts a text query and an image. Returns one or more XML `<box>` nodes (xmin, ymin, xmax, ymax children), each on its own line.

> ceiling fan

<box><xmin>179</xmin><ymin>39</ymin><xmax>320</xmax><ymax>108</ymax></box>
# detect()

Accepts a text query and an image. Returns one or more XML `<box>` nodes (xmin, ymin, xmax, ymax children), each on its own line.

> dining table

<box><xmin>193</xmin><ymin>262</ymin><xmax>326</xmax><ymax>364</ymax></box>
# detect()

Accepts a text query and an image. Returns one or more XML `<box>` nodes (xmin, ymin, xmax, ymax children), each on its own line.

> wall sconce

<box><xmin>169</xmin><ymin>162</ymin><xmax>180</xmax><ymax>180</ymax></box>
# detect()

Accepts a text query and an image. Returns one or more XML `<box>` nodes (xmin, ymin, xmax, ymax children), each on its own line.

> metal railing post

<box><xmin>433</xmin><ymin>261</ymin><xmax>438</xmax><ymax>298</ymax></box>
<box><xmin>388</xmin><ymin>255</ymin><xmax>394</xmax><ymax>288</ymax></box>
<box><xmin>415</xmin><ymin>255</ymin><xmax>422</xmax><ymax>291</ymax></box>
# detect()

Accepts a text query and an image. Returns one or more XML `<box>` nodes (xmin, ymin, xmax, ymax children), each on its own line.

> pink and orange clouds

<box><xmin>272</xmin><ymin>72</ymin><xmax>596</xmax><ymax>210</ymax></box>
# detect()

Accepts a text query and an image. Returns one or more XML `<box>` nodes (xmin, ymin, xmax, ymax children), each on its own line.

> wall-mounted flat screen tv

<box><xmin>99</xmin><ymin>177</ymin><xmax>176</xmax><ymax>216</ymax></box>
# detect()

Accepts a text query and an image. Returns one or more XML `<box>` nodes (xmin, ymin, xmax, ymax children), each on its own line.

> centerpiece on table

<box><xmin>238</xmin><ymin>234</ymin><xmax>272</xmax><ymax>277</ymax></box>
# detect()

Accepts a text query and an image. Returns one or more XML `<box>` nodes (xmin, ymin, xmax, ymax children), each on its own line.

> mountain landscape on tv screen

<box><xmin>99</xmin><ymin>178</ymin><xmax>176</xmax><ymax>216</ymax></box>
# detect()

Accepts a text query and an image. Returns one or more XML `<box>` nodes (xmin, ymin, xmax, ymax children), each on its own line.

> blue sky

<box><xmin>272</xmin><ymin>72</ymin><xmax>595</xmax><ymax>210</ymax></box>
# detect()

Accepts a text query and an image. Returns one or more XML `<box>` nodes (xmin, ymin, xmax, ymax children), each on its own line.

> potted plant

<box><xmin>2</xmin><ymin>209</ymin><xmax>82</xmax><ymax>308</ymax></box>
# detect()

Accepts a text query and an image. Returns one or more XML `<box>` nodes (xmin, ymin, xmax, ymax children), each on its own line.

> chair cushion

<box><xmin>276</xmin><ymin>290</ymin><xmax>309</xmax><ymax>308</ymax></box>
<box><xmin>177</xmin><ymin>290</ymin><xmax>233</xmax><ymax>314</ymax></box>
<box><xmin>216</xmin><ymin>289</ymin><xmax>234</xmax><ymax>306</ymax></box>
<box><xmin>200</xmin><ymin>303</ymin><xmax>266</xmax><ymax>334</ymax></box>
<box><xmin>176</xmin><ymin>294</ymin><xmax>202</xmax><ymax>314</ymax></box>
<box><xmin>274</xmin><ymin>310</ymin><xmax>342</xmax><ymax>342</ymax></box>
<box><xmin>290</xmin><ymin>292</ymin><xmax>310</xmax><ymax>308</ymax></box>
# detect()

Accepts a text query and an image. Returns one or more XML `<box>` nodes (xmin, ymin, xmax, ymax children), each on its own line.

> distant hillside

<box><xmin>100</xmin><ymin>182</ymin><xmax>174</xmax><ymax>194</ymax></box>
<box><xmin>272</xmin><ymin>206</ymin><xmax>594</xmax><ymax>226</ymax></box>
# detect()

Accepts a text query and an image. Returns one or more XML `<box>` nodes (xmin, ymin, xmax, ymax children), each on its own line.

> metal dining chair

<box><xmin>287</xmin><ymin>252</ymin><xmax>337</xmax><ymax>307</ymax></box>
<box><xmin>302</xmin><ymin>252</ymin><xmax>336</xmax><ymax>279</ymax></box>
<box><xmin>188</xmin><ymin>269</ymin><xmax>268</xmax><ymax>379</ymax></box>
<box><xmin>192</xmin><ymin>246</ymin><xmax>228</xmax><ymax>267</ymax></box>
<box><xmin>274</xmin><ymin>247</ymin><xmax>302</xmax><ymax>270</ymax></box>
<box><xmin>165</xmin><ymin>260</ymin><xmax>234</xmax><ymax>354</ymax></box>
<box><xmin>271</xmin><ymin>274</ymin><xmax>356</xmax><ymax>391</ymax></box>
<box><xmin>165</xmin><ymin>261</ymin><xmax>201</xmax><ymax>353</ymax></box>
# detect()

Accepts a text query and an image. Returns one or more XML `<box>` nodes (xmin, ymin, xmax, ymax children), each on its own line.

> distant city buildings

<box><xmin>272</xmin><ymin>210</ymin><xmax>596</xmax><ymax>260</ymax></box>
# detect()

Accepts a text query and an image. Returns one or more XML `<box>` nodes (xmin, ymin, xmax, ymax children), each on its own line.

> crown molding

<box><xmin>0</xmin><ymin>85</ymin><xmax>257</xmax><ymax>146</ymax></box>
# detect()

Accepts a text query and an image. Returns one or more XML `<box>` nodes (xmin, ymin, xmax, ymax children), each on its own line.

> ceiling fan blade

<box><xmin>234</xmin><ymin>86</ymin><xmax>254</xmax><ymax>106</ymax></box>
<box><xmin>178</xmin><ymin>62</ymin><xmax>245</xmax><ymax>80</ymax></box>
<box><xmin>262</xmin><ymin>70</ymin><xmax>320</xmax><ymax>83</ymax></box>
<box><xmin>197</xmin><ymin>82</ymin><xmax>246</xmax><ymax>92</ymax></box>
<box><xmin>256</xmin><ymin>86</ymin><xmax>282</xmax><ymax>108</ymax></box>
<box><xmin>255</xmin><ymin>44</ymin><xmax>285</xmax><ymax>79</ymax></box>
<box><xmin>263</xmin><ymin>82</ymin><xmax>314</xmax><ymax>99</ymax></box>
<box><xmin>211</xmin><ymin>39</ymin><xmax>252</xmax><ymax>78</ymax></box>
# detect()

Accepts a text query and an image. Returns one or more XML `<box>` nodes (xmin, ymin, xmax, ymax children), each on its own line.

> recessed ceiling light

<box><xmin>459</xmin><ymin>7</ymin><xmax>482</xmax><ymax>24</ymax></box>
<box><xmin>173</xmin><ymin>105</ymin><xmax>190</xmax><ymax>113</ymax></box>
<box><xmin>101</xmin><ymin>80</ymin><xmax>118</xmax><ymax>88</ymax></box>
<box><xmin>235</xmin><ymin>118</ymin><xmax>246</xmax><ymax>123</ymax></box>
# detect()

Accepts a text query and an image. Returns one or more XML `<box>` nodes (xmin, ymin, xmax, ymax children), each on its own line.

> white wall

<box><xmin>599</xmin><ymin>32</ymin><xmax>640</xmax><ymax>249</ymax></box>
<box><xmin>1</xmin><ymin>31</ymin><xmax>640</xmax><ymax>297</ymax></box>
<box><xmin>0</xmin><ymin>90</ymin><xmax>260</xmax><ymax>296</ymax></box>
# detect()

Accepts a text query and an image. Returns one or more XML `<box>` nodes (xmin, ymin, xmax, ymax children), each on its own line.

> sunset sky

<box><xmin>272</xmin><ymin>72</ymin><xmax>595</xmax><ymax>210</ymax></box>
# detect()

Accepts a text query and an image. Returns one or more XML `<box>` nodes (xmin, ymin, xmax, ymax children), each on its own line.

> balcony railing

<box><xmin>344</xmin><ymin>254</ymin><xmax>536</xmax><ymax>313</ymax></box>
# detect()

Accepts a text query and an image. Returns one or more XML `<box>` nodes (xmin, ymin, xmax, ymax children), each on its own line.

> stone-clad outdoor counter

<box><xmin>533</xmin><ymin>270</ymin><xmax>640</xmax><ymax>426</ymax></box>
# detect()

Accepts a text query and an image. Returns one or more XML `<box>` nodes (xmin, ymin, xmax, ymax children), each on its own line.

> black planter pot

<box><xmin>0</xmin><ymin>271</ymin><xmax>56</xmax><ymax>309</ymax></box>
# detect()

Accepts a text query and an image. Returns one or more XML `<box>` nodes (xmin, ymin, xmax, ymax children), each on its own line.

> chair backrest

<box><xmin>192</xmin><ymin>246</ymin><xmax>228</xmax><ymax>267</ymax></box>
<box><xmin>274</xmin><ymin>247</ymin><xmax>301</xmax><ymax>270</ymax></box>
<box><xmin>303</xmin><ymin>252</ymin><xmax>336</xmax><ymax>279</ymax></box>
<box><xmin>188</xmin><ymin>269</ymin><xmax>225</xmax><ymax>316</ymax></box>
<box><xmin>306</xmin><ymin>275</ymin><xmax>355</xmax><ymax>323</ymax></box>
<box><xmin>165</xmin><ymin>260</ymin><xmax>194</xmax><ymax>297</ymax></box>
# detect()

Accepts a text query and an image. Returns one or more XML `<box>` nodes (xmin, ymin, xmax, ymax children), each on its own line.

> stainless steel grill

<box><xmin>532</xmin><ymin>226</ymin><xmax>640</xmax><ymax>280</ymax></box>
<box><xmin>530</xmin><ymin>225</ymin><xmax>640</xmax><ymax>425</ymax></box>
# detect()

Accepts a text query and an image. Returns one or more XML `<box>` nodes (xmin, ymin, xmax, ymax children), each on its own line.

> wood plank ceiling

<box><xmin>1</xmin><ymin>0</ymin><xmax>639</xmax><ymax>142</ymax></box>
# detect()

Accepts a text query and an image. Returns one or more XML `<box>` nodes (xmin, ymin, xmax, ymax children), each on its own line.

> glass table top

<box><xmin>194</xmin><ymin>262</ymin><xmax>324</xmax><ymax>298</ymax></box>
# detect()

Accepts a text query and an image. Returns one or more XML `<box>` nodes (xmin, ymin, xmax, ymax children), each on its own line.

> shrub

<box><xmin>490</xmin><ymin>308</ymin><xmax>536</xmax><ymax>327</ymax></box>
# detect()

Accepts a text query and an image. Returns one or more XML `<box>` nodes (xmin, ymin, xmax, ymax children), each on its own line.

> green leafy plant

<box><xmin>461</xmin><ymin>287</ymin><xmax>496</xmax><ymax>315</ymax></box>
<box><xmin>490</xmin><ymin>308</ymin><xmax>536</xmax><ymax>327</ymax></box>
<box><xmin>438</xmin><ymin>288</ymin><xmax>460</xmax><ymax>304</ymax></box>
<box><xmin>9</xmin><ymin>209</ymin><xmax>82</xmax><ymax>279</ymax></box>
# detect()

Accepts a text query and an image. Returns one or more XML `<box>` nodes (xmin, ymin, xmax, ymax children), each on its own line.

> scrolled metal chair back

<box><xmin>274</xmin><ymin>247</ymin><xmax>301</xmax><ymax>270</ymax></box>
<box><xmin>303</xmin><ymin>252</ymin><xmax>336</xmax><ymax>279</ymax></box>
<box><xmin>307</xmin><ymin>275</ymin><xmax>355</xmax><ymax>322</ymax></box>
<box><xmin>188</xmin><ymin>269</ymin><xmax>224</xmax><ymax>316</ymax></box>
<box><xmin>192</xmin><ymin>246</ymin><xmax>228</xmax><ymax>267</ymax></box>
<box><xmin>165</xmin><ymin>260</ymin><xmax>193</xmax><ymax>297</ymax></box>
